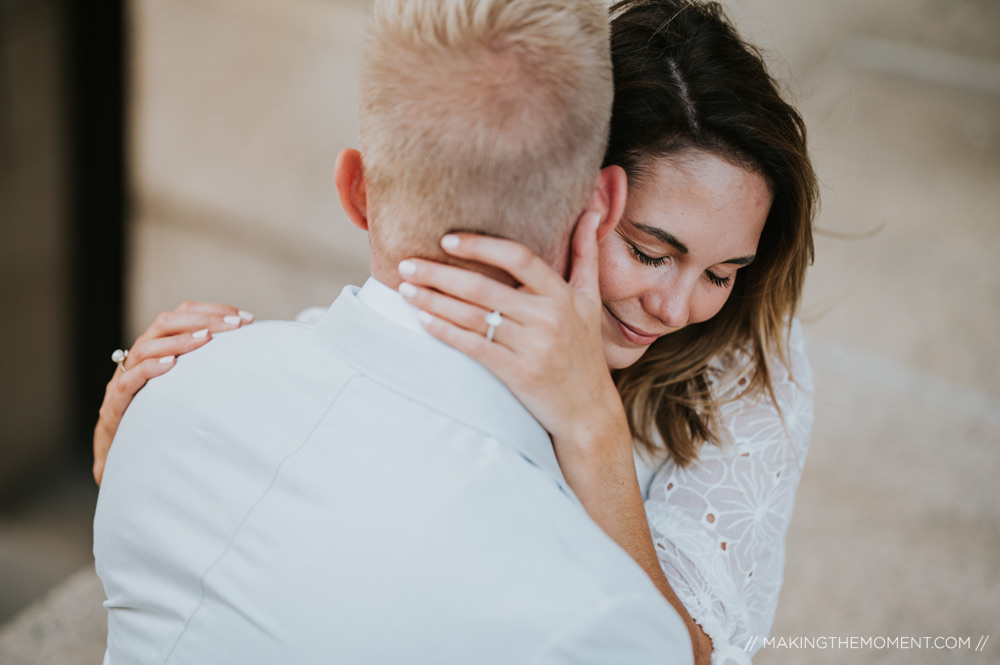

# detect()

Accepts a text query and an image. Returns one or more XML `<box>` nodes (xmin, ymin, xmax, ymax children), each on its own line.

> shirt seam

<box><xmin>160</xmin><ymin>373</ymin><xmax>364</xmax><ymax>664</ymax></box>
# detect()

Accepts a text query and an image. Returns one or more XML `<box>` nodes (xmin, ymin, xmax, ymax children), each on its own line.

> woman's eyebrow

<box><xmin>628</xmin><ymin>219</ymin><xmax>755</xmax><ymax>265</ymax></box>
<box><xmin>629</xmin><ymin>220</ymin><xmax>689</xmax><ymax>253</ymax></box>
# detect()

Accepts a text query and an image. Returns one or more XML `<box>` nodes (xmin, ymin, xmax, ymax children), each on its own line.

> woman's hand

<box><xmin>396</xmin><ymin>211</ymin><xmax>629</xmax><ymax>461</ymax></box>
<box><xmin>93</xmin><ymin>302</ymin><xmax>254</xmax><ymax>486</ymax></box>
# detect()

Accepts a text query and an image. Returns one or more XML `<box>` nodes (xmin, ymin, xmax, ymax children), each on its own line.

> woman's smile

<box><xmin>604</xmin><ymin>305</ymin><xmax>664</xmax><ymax>346</ymax></box>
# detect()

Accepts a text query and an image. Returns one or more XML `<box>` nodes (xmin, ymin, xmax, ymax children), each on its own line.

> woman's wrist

<box><xmin>553</xmin><ymin>403</ymin><xmax>636</xmax><ymax>499</ymax></box>
<box><xmin>555</xmin><ymin>384</ymin><xmax>633</xmax><ymax>460</ymax></box>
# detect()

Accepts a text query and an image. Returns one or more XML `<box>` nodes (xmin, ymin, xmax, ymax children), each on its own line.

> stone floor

<box><xmin>0</xmin><ymin>465</ymin><xmax>96</xmax><ymax>624</ymax></box>
<box><xmin>1</xmin><ymin>0</ymin><xmax>998</xmax><ymax>664</ymax></box>
<box><xmin>0</xmin><ymin>568</ymin><xmax>106</xmax><ymax>665</ymax></box>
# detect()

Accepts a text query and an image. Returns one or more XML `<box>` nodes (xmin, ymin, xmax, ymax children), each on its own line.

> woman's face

<box><xmin>598</xmin><ymin>151</ymin><xmax>772</xmax><ymax>370</ymax></box>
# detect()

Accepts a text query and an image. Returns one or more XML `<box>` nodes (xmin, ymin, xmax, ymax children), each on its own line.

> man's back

<box><xmin>95</xmin><ymin>283</ymin><xmax>690</xmax><ymax>664</ymax></box>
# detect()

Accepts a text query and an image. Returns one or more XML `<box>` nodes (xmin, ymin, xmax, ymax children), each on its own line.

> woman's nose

<box><xmin>645</xmin><ymin>283</ymin><xmax>692</xmax><ymax>329</ymax></box>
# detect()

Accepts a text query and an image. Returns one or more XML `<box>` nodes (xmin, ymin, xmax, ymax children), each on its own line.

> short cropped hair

<box><xmin>359</xmin><ymin>0</ymin><xmax>613</xmax><ymax>263</ymax></box>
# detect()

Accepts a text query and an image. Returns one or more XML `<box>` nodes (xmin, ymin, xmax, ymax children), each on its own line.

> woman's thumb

<box><xmin>568</xmin><ymin>210</ymin><xmax>602</xmax><ymax>296</ymax></box>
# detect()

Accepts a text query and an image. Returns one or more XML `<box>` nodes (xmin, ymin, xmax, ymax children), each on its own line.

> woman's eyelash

<box><xmin>627</xmin><ymin>243</ymin><xmax>667</xmax><ymax>267</ymax></box>
<box><xmin>628</xmin><ymin>241</ymin><xmax>733</xmax><ymax>288</ymax></box>
<box><xmin>706</xmin><ymin>271</ymin><xmax>732</xmax><ymax>288</ymax></box>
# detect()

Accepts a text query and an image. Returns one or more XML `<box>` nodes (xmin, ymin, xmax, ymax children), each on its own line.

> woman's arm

<box><xmin>93</xmin><ymin>302</ymin><xmax>253</xmax><ymax>485</ymax></box>
<box><xmin>396</xmin><ymin>216</ymin><xmax>712</xmax><ymax>664</ymax></box>
<box><xmin>559</xmin><ymin>414</ymin><xmax>715</xmax><ymax>665</ymax></box>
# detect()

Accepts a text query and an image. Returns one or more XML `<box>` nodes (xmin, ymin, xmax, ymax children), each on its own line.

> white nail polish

<box><xmin>441</xmin><ymin>235</ymin><xmax>460</xmax><ymax>250</ymax></box>
<box><xmin>159</xmin><ymin>355</ymin><xmax>176</xmax><ymax>365</ymax></box>
<box><xmin>398</xmin><ymin>260</ymin><xmax>417</xmax><ymax>277</ymax></box>
<box><xmin>192</xmin><ymin>328</ymin><xmax>209</xmax><ymax>339</ymax></box>
<box><xmin>223</xmin><ymin>315</ymin><xmax>241</xmax><ymax>326</ymax></box>
<box><xmin>418</xmin><ymin>312</ymin><xmax>434</xmax><ymax>327</ymax></box>
<box><xmin>399</xmin><ymin>282</ymin><xmax>417</xmax><ymax>298</ymax></box>
<box><xmin>239</xmin><ymin>310</ymin><xmax>255</xmax><ymax>322</ymax></box>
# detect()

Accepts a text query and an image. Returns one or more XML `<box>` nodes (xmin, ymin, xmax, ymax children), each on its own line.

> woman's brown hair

<box><xmin>605</xmin><ymin>0</ymin><xmax>818</xmax><ymax>466</ymax></box>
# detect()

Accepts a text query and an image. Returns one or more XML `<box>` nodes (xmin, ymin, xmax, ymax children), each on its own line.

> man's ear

<box><xmin>335</xmin><ymin>148</ymin><xmax>369</xmax><ymax>231</ymax></box>
<box><xmin>588</xmin><ymin>165</ymin><xmax>628</xmax><ymax>241</ymax></box>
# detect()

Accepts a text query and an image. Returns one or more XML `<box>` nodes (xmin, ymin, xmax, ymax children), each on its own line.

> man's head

<box><xmin>336</xmin><ymin>0</ymin><xmax>622</xmax><ymax>281</ymax></box>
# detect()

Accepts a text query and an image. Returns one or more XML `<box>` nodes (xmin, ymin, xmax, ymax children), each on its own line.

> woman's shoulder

<box><xmin>636</xmin><ymin>319</ymin><xmax>814</xmax><ymax>474</ymax></box>
<box><xmin>708</xmin><ymin>317</ymin><xmax>811</xmax><ymax>397</ymax></box>
<box><xmin>699</xmin><ymin>317</ymin><xmax>814</xmax><ymax>459</ymax></box>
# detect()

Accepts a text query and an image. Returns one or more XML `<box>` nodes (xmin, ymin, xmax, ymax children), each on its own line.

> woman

<box><xmin>94</xmin><ymin>1</ymin><xmax>816</xmax><ymax>663</ymax></box>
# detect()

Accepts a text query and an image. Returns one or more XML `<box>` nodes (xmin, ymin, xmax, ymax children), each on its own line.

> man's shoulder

<box><xmin>193</xmin><ymin>318</ymin><xmax>331</xmax><ymax>365</ymax></box>
<box><xmin>151</xmin><ymin>316</ymin><xmax>351</xmax><ymax>394</ymax></box>
<box><xmin>105</xmin><ymin>316</ymin><xmax>360</xmax><ymax>480</ymax></box>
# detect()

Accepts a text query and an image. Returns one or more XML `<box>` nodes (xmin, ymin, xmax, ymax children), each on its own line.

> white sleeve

<box><xmin>643</xmin><ymin>320</ymin><xmax>814</xmax><ymax>664</ymax></box>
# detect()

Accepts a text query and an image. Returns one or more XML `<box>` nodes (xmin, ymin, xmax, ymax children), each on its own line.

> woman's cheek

<box><xmin>596</xmin><ymin>241</ymin><xmax>639</xmax><ymax>302</ymax></box>
<box><xmin>691</xmin><ymin>288</ymin><xmax>732</xmax><ymax>325</ymax></box>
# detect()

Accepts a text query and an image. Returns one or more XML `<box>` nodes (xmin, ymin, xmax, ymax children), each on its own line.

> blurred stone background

<box><xmin>0</xmin><ymin>0</ymin><xmax>997</xmax><ymax>663</ymax></box>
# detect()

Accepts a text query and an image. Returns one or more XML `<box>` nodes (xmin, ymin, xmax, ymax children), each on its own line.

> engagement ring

<box><xmin>485</xmin><ymin>310</ymin><xmax>503</xmax><ymax>343</ymax></box>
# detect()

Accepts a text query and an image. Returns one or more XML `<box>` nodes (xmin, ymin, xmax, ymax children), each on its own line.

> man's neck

<box><xmin>370</xmin><ymin>265</ymin><xmax>403</xmax><ymax>290</ymax></box>
<box><xmin>371</xmin><ymin>253</ymin><xmax>524</xmax><ymax>291</ymax></box>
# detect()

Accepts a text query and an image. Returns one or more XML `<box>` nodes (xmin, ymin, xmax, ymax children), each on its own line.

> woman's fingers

<box><xmin>567</xmin><ymin>211</ymin><xmax>603</xmax><ymax>297</ymax></box>
<box><xmin>436</xmin><ymin>234</ymin><xmax>566</xmax><ymax>295</ymax></box>
<box><xmin>398</xmin><ymin>258</ymin><xmax>532</xmax><ymax>321</ymax></box>
<box><xmin>399</xmin><ymin>281</ymin><xmax>526</xmax><ymax>351</ymax></box>
<box><xmin>127</xmin><ymin>329</ymin><xmax>214</xmax><ymax>369</ymax></box>
<box><xmin>139</xmin><ymin>310</ymin><xmax>245</xmax><ymax>346</ymax></box>
<box><xmin>175</xmin><ymin>301</ymin><xmax>254</xmax><ymax>323</ymax></box>
<box><xmin>416</xmin><ymin>310</ymin><xmax>514</xmax><ymax>371</ymax></box>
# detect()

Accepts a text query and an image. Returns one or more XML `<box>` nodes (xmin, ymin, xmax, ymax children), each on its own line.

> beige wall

<box><xmin>127</xmin><ymin>0</ymin><xmax>372</xmax><ymax>337</ymax></box>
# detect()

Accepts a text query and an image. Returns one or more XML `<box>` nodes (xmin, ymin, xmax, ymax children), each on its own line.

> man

<box><xmin>94</xmin><ymin>0</ymin><xmax>691</xmax><ymax>662</ymax></box>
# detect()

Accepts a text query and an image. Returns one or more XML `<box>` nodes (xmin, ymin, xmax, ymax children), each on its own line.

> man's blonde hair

<box><xmin>360</xmin><ymin>0</ymin><xmax>613</xmax><ymax>263</ymax></box>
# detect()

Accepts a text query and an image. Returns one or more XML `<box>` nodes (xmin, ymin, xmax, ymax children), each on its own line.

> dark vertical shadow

<box><xmin>67</xmin><ymin>0</ymin><xmax>127</xmax><ymax>459</ymax></box>
<box><xmin>0</xmin><ymin>11</ymin><xmax>9</xmax><ymax>178</ymax></box>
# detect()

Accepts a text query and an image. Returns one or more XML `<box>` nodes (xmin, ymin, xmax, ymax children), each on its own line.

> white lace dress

<box><xmin>634</xmin><ymin>319</ymin><xmax>814</xmax><ymax>664</ymax></box>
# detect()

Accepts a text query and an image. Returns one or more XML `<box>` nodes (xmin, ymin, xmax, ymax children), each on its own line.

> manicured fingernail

<box><xmin>398</xmin><ymin>260</ymin><xmax>417</xmax><ymax>277</ymax></box>
<box><xmin>441</xmin><ymin>235</ymin><xmax>460</xmax><ymax>250</ymax></box>
<box><xmin>223</xmin><ymin>315</ymin><xmax>241</xmax><ymax>326</ymax></box>
<box><xmin>398</xmin><ymin>282</ymin><xmax>417</xmax><ymax>298</ymax></box>
<box><xmin>418</xmin><ymin>311</ymin><xmax>434</xmax><ymax>327</ymax></box>
<box><xmin>238</xmin><ymin>310</ymin><xmax>255</xmax><ymax>322</ymax></box>
<box><xmin>159</xmin><ymin>355</ymin><xmax>176</xmax><ymax>365</ymax></box>
<box><xmin>588</xmin><ymin>211</ymin><xmax>601</xmax><ymax>229</ymax></box>
<box><xmin>192</xmin><ymin>328</ymin><xmax>209</xmax><ymax>339</ymax></box>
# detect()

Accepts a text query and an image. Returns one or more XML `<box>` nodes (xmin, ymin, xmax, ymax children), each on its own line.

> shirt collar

<box><xmin>315</xmin><ymin>284</ymin><xmax>575</xmax><ymax>501</ymax></box>
<box><xmin>356</xmin><ymin>277</ymin><xmax>428</xmax><ymax>337</ymax></box>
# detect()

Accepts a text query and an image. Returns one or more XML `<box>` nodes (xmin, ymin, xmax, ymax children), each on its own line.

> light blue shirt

<box><xmin>94</xmin><ymin>279</ymin><xmax>691</xmax><ymax>664</ymax></box>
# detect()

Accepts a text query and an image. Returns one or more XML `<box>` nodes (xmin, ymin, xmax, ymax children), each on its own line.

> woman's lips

<box><xmin>605</xmin><ymin>307</ymin><xmax>661</xmax><ymax>346</ymax></box>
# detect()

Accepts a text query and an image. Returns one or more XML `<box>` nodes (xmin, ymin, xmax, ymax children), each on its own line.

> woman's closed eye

<box><xmin>706</xmin><ymin>270</ymin><xmax>732</xmax><ymax>288</ymax></box>
<box><xmin>627</xmin><ymin>242</ymin><xmax>669</xmax><ymax>268</ymax></box>
<box><xmin>628</xmin><ymin>241</ymin><xmax>734</xmax><ymax>288</ymax></box>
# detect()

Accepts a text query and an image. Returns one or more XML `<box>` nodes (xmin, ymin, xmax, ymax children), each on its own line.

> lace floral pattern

<box><xmin>640</xmin><ymin>319</ymin><xmax>814</xmax><ymax>664</ymax></box>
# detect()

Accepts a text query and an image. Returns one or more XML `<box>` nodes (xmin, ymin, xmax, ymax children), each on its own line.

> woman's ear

<box><xmin>335</xmin><ymin>148</ymin><xmax>369</xmax><ymax>231</ymax></box>
<box><xmin>589</xmin><ymin>165</ymin><xmax>628</xmax><ymax>242</ymax></box>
